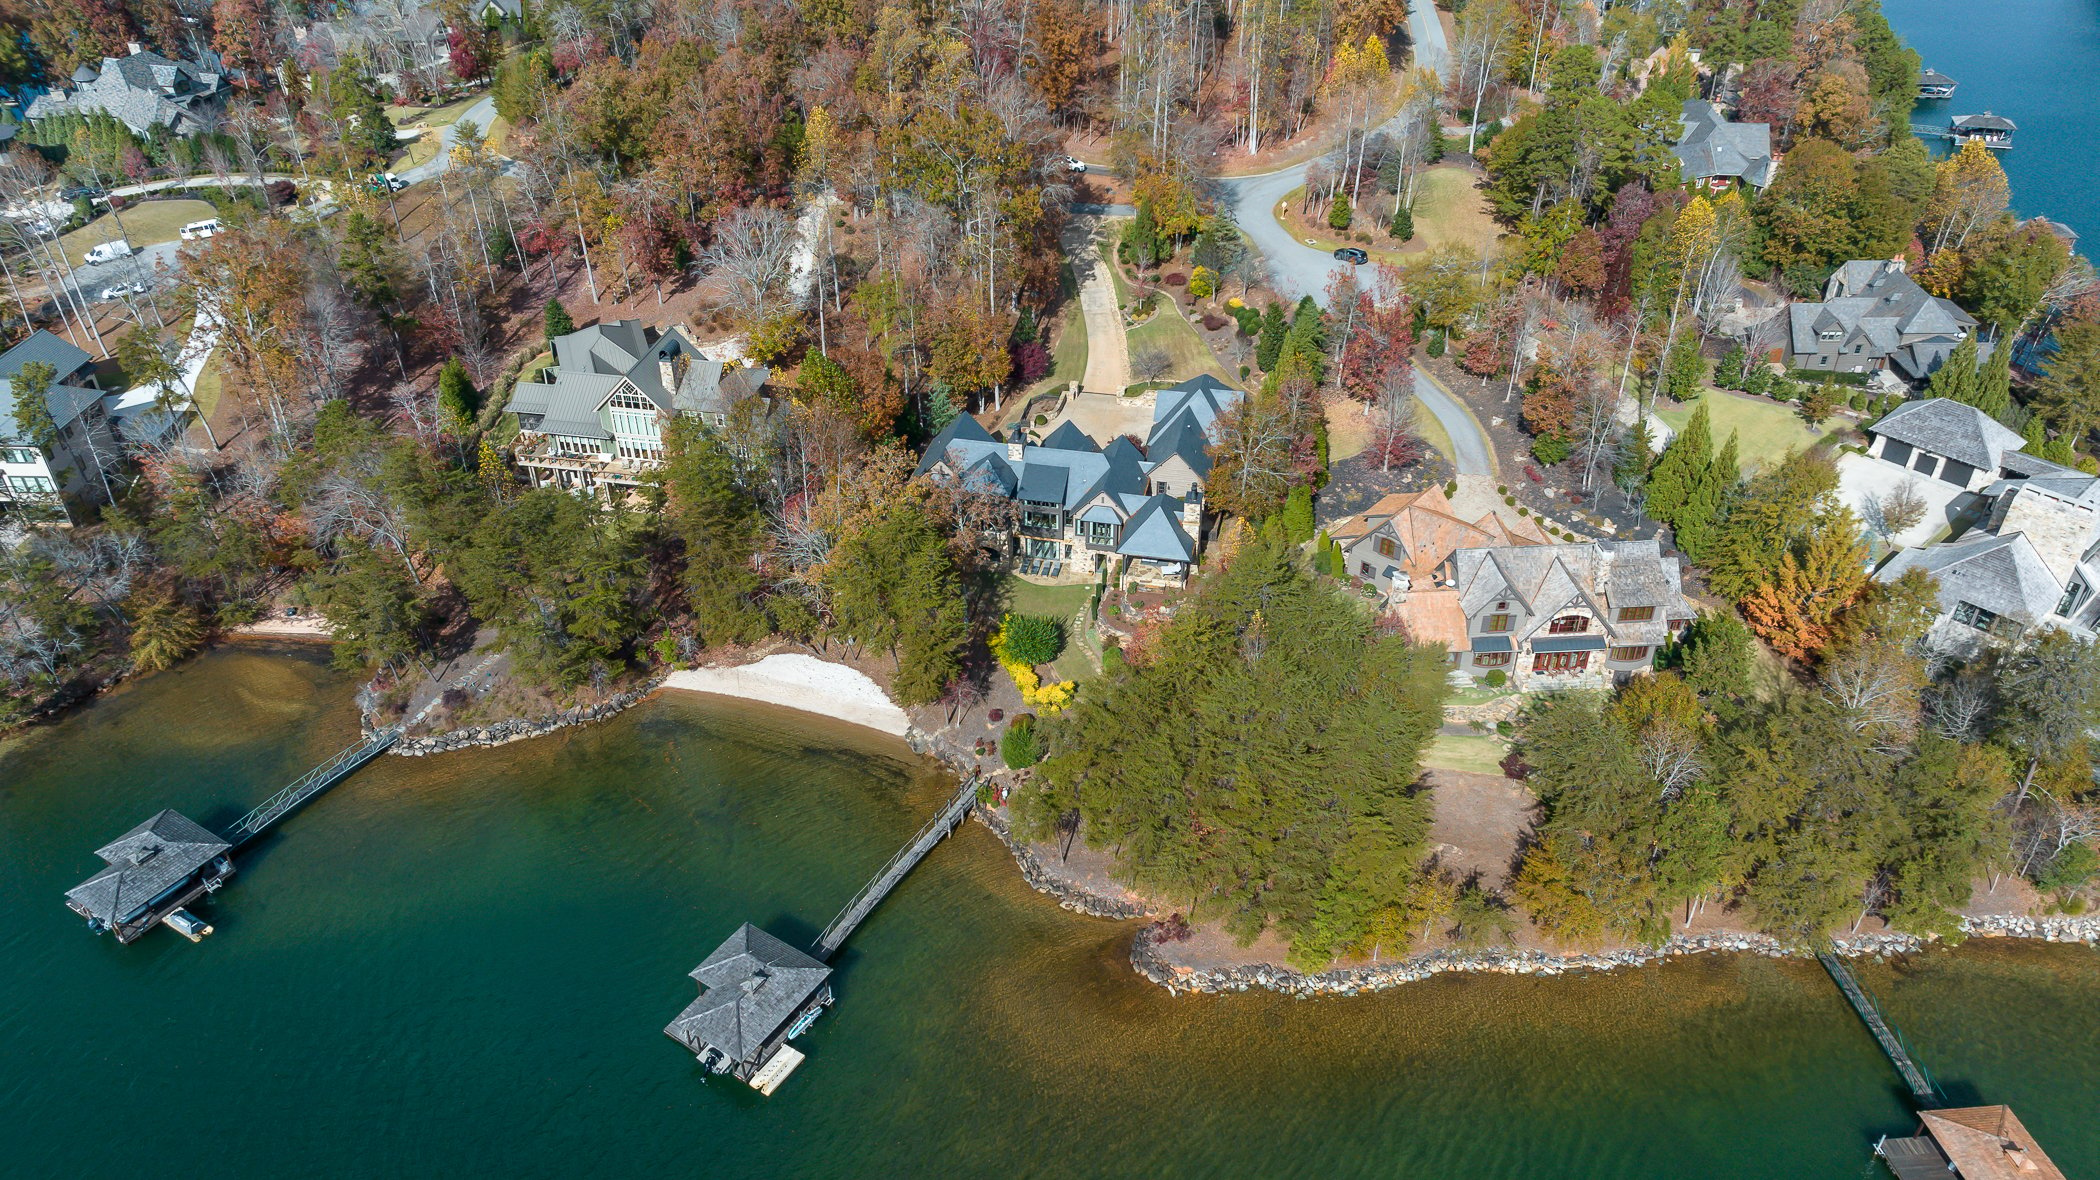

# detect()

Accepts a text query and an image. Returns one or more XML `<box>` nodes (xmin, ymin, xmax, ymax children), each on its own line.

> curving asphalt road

<box><xmin>398</xmin><ymin>95</ymin><xmax>502</xmax><ymax>186</ymax></box>
<box><xmin>1209</xmin><ymin>1</ymin><xmax>1491</xmax><ymax>475</ymax></box>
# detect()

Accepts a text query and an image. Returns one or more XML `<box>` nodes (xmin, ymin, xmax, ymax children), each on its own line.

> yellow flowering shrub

<box><xmin>990</xmin><ymin>621</ymin><xmax>1077</xmax><ymax>714</ymax></box>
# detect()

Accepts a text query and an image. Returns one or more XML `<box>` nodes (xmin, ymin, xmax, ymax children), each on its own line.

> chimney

<box><xmin>1007</xmin><ymin>427</ymin><xmax>1026</xmax><ymax>462</ymax></box>
<box><xmin>1181</xmin><ymin>490</ymin><xmax>1203</xmax><ymax>535</ymax></box>
<box><xmin>126</xmin><ymin>41</ymin><xmax>143</xmax><ymax>56</ymax></box>
<box><xmin>659</xmin><ymin>357</ymin><xmax>676</xmax><ymax>393</ymax></box>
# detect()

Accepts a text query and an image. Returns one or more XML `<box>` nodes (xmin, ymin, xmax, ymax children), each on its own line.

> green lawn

<box><xmin>1409</xmin><ymin>165</ymin><xmax>1503</xmax><ymax>256</ymax></box>
<box><xmin>1655</xmin><ymin>387</ymin><xmax>1832</xmax><ymax>472</ymax></box>
<box><xmin>60</xmin><ymin>199</ymin><xmax>217</xmax><ymax>266</ymax></box>
<box><xmin>1023</xmin><ymin>264</ymin><xmax>1087</xmax><ymax>403</ymax></box>
<box><xmin>1124</xmin><ymin>302</ymin><xmax>1230</xmax><ymax>391</ymax></box>
<box><xmin>1095</xmin><ymin>230</ymin><xmax>1133</xmax><ymax>304</ymax></box>
<box><xmin>1423</xmin><ymin>731</ymin><xmax>1512</xmax><ymax>775</ymax></box>
<box><xmin>1001</xmin><ymin>575</ymin><xmax>1093</xmax><ymax>620</ymax></box>
<box><xmin>192</xmin><ymin>355</ymin><xmax>224</xmax><ymax>424</ymax></box>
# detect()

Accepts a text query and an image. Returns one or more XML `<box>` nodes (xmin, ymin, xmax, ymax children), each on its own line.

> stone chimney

<box><xmin>1007</xmin><ymin>427</ymin><xmax>1026</xmax><ymax>462</ymax></box>
<box><xmin>1180</xmin><ymin>490</ymin><xmax>1203</xmax><ymax>537</ymax></box>
<box><xmin>126</xmin><ymin>41</ymin><xmax>143</xmax><ymax>56</ymax></box>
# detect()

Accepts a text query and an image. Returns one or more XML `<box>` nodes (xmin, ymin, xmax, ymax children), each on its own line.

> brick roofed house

<box><xmin>25</xmin><ymin>44</ymin><xmax>229</xmax><ymax>138</ymax></box>
<box><xmin>664</xmin><ymin>923</ymin><xmax>834</xmax><ymax>1094</ymax></box>
<box><xmin>1396</xmin><ymin>539</ymin><xmax>1695</xmax><ymax>690</ymax></box>
<box><xmin>1876</xmin><ymin>1105</ymin><xmax>2065</xmax><ymax>1180</ymax></box>
<box><xmin>1</xmin><ymin>329</ymin><xmax>116</xmax><ymax>525</ymax></box>
<box><xmin>1788</xmin><ymin>259</ymin><xmax>1983</xmax><ymax>384</ymax></box>
<box><xmin>1327</xmin><ymin>485</ymin><xmax>1548</xmax><ymax>602</ymax></box>
<box><xmin>504</xmin><ymin>319</ymin><xmax>770</xmax><ymax>497</ymax></box>
<box><xmin>915</xmin><ymin>374</ymin><xmax>1243</xmax><ymax>587</ymax></box>
<box><xmin>1673</xmin><ymin>99</ymin><xmax>1777</xmax><ymax>190</ymax></box>
<box><xmin>63</xmin><ymin>810</ymin><xmax>233</xmax><ymax>943</ymax></box>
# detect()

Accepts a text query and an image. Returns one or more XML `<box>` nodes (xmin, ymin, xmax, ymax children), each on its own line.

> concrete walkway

<box><xmin>1066</xmin><ymin>218</ymin><xmax>1130</xmax><ymax>395</ymax></box>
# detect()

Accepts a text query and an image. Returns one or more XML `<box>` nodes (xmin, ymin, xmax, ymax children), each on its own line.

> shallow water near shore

<box><xmin>4</xmin><ymin>647</ymin><xmax>2096</xmax><ymax>1178</ymax></box>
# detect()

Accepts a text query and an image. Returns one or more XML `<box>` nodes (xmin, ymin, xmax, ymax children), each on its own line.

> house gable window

<box><xmin>1021</xmin><ymin>504</ymin><xmax>1062</xmax><ymax>531</ymax></box>
<box><xmin>1532</xmin><ymin>652</ymin><xmax>1589</xmax><ymax>674</ymax></box>
<box><xmin>1547</xmin><ymin>614</ymin><xmax>1589</xmax><ymax>634</ymax></box>
<box><xmin>1083</xmin><ymin>520</ymin><xmax>1116</xmax><ymax>546</ymax></box>
<box><xmin>2057</xmin><ymin>581</ymin><xmax>2089</xmax><ymax>619</ymax></box>
<box><xmin>5</xmin><ymin>474</ymin><xmax>56</xmax><ymax>494</ymax></box>
<box><xmin>1951</xmin><ymin>601</ymin><xmax>2000</xmax><ymax>632</ymax></box>
<box><xmin>1375</xmin><ymin>536</ymin><xmax>1397</xmax><ymax>558</ymax></box>
<box><xmin>1483</xmin><ymin>613</ymin><xmax>1514</xmax><ymax>633</ymax></box>
<box><xmin>1609</xmin><ymin>645</ymin><xmax>1651</xmax><ymax>662</ymax></box>
<box><xmin>607</xmin><ymin>389</ymin><xmax>660</xmax><ymax>443</ymax></box>
<box><xmin>1615</xmin><ymin>606</ymin><xmax>1655</xmax><ymax>623</ymax></box>
<box><xmin>1</xmin><ymin>446</ymin><xmax>39</xmax><ymax>464</ymax></box>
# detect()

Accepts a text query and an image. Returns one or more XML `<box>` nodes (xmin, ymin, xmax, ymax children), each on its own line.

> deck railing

<box><xmin>225</xmin><ymin>728</ymin><xmax>401</xmax><ymax>845</ymax></box>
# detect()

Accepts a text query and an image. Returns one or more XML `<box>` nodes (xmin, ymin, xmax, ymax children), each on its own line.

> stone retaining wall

<box><xmin>970</xmin><ymin>806</ymin><xmax>1154</xmax><ymax>921</ymax></box>
<box><xmin>382</xmin><ymin>681</ymin><xmax>663</xmax><ymax>756</ymax></box>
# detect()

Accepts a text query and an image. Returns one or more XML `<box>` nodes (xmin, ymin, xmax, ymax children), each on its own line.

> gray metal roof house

<box><xmin>665</xmin><ymin>923</ymin><xmax>833</xmax><ymax>1093</ymax></box>
<box><xmin>915</xmin><ymin>375</ymin><xmax>1240</xmax><ymax>586</ymax></box>
<box><xmin>25</xmin><ymin>48</ymin><xmax>229</xmax><ymax>138</ymax></box>
<box><xmin>1788</xmin><ymin>260</ymin><xmax>1982</xmax><ymax>384</ymax></box>
<box><xmin>2</xmin><ymin>330</ymin><xmax>113</xmax><ymax>524</ymax></box>
<box><xmin>504</xmin><ymin>319</ymin><xmax>769</xmax><ymax>496</ymax></box>
<box><xmin>64</xmin><ymin>810</ymin><xmax>233</xmax><ymax>943</ymax></box>
<box><xmin>1673</xmin><ymin>100</ymin><xmax>1777</xmax><ymax>189</ymax></box>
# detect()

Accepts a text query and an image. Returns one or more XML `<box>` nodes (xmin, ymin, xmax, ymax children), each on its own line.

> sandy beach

<box><xmin>661</xmin><ymin>654</ymin><xmax>912</xmax><ymax>736</ymax></box>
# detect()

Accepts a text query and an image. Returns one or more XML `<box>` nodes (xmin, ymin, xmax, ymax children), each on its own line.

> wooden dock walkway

<box><xmin>813</xmin><ymin>778</ymin><xmax>977</xmax><ymax>960</ymax></box>
<box><xmin>1819</xmin><ymin>952</ymin><xmax>1939</xmax><ymax>1104</ymax></box>
<box><xmin>224</xmin><ymin>728</ymin><xmax>401</xmax><ymax>846</ymax></box>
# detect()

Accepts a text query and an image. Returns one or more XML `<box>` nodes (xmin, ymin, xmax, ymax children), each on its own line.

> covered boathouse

<box><xmin>1876</xmin><ymin>1106</ymin><xmax>2065</xmax><ymax>1180</ymax></box>
<box><xmin>64</xmin><ymin>810</ymin><xmax>233</xmax><ymax>943</ymax></box>
<box><xmin>664</xmin><ymin>924</ymin><xmax>834</xmax><ymax>1095</ymax></box>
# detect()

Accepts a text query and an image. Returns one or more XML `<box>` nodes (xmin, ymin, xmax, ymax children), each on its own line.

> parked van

<box><xmin>179</xmin><ymin>218</ymin><xmax>222</xmax><ymax>240</ymax></box>
<box><xmin>83</xmin><ymin>239</ymin><xmax>135</xmax><ymax>265</ymax></box>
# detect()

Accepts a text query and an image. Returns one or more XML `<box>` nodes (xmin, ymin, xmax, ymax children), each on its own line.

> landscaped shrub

<box><xmin>1164</xmin><ymin>271</ymin><xmax>1187</xmax><ymax>287</ymax></box>
<box><xmin>1328</xmin><ymin>191</ymin><xmax>1353</xmax><ymax>231</ymax></box>
<box><xmin>1011</xmin><ymin>340</ymin><xmax>1052</xmax><ymax>385</ymax></box>
<box><xmin>1504</xmin><ymin>494</ymin><xmax>1517</xmax><ymax>506</ymax></box>
<box><xmin>1483</xmin><ymin>669</ymin><xmax>1507</xmax><ymax>688</ymax></box>
<box><xmin>1239</xmin><ymin>364</ymin><xmax>1250</xmax><ymax>379</ymax></box>
<box><xmin>1516</xmin><ymin>506</ymin><xmax>1531</xmax><ymax>516</ymax></box>
<box><xmin>1000</xmin><ymin>715</ymin><xmax>1043</xmax><ymax>769</ymax></box>
<box><xmin>1444</xmin><ymin>480</ymin><xmax>1458</xmax><ymax>497</ymax></box>
<box><xmin>1201</xmin><ymin>313</ymin><xmax>1227</xmax><ymax>331</ymax></box>
<box><xmin>1848</xmin><ymin>392</ymin><xmax>1869</xmax><ymax>411</ymax></box>
<box><xmin>999</xmin><ymin>612</ymin><xmax>1066</xmax><ymax>665</ymax></box>
<box><xmin>1497</xmin><ymin>484</ymin><xmax>1508</xmax><ymax>495</ymax></box>
<box><xmin>1033</xmin><ymin>413</ymin><xmax>1049</xmax><ymax>426</ymax></box>
<box><xmin>1426</xmin><ymin>331</ymin><xmax>1446</xmax><ymax>357</ymax></box>
<box><xmin>1231</xmin><ymin>304</ymin><xmax>1262</xmax><ymax>336</ymax></box>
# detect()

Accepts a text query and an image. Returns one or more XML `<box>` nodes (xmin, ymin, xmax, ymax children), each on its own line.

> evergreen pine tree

<box><xmin>1390</xmin><ymin>203</ymin><xmax>1414</xmax><ymax>242</ymax></box>
<box><xmin>437</xmin><ymin>359</ymin><xmax>478</xmax><ymax>431</ymax></box>
<box><xmin>2022</xmin><ymin>413</ymin><xmax>2048</xmax><ymax>454</ymax></box>
<box><xmin>1976</xmin><ymin>340</ymin><xmax>2015</xmax><ymax>422</ymax></box>
<box><xmin>1131</xmin><ymin>200</ymin><xmax>1159</xmax><ymax>266</ymax></box>
<box><xmin>1328</xmin><ymin>191</ymin><xmax>1353</xmax><ymax>232</ymax></box>
<box><xmin>543</xmin><ymin>297</ymin><xmax>574</xmax><ymax>342</ymax></box>
<box><xmin>1644</xmin><ymin>403</ymin><xmax>1711</xmax><ymax>524</ymax></box>
<box><xmin>1281</xmin><ymin>484</ymin><xmax>1315</xmax><ymax>542</ymax></box>
<box><xmin>1926</xmin><ymin>334</ymin><xmax>1980</xmax><ymax>406</ymax></box>
<box><xmin>1257</xmin><ymin>303</ymin><xmax>1289</xmax><ymax>371</ymax></box>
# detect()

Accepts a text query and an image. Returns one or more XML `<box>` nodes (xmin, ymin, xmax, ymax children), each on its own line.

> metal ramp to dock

<box><xmin>812</xmin><ymin>778</ymin><xmax>977</xmax><ymax>960</ymax></box>
<box><xmin>224</xmin><ymin>728</ymin><xmax>401</xmax><ymax>846</ymax></box>
<box><xmin>1819</xmin><ymin>952</ymin><xmax>1940</xmax><ymax>1104</ymax></box>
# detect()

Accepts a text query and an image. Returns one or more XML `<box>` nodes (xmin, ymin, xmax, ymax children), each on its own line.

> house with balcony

<box><xmin>1787</xmin><ymin>259</ymin><xmax>1983</xmax><ymax>384</ymax></box>
<box><xmin>1</xmin><ymin>330</ymin><xmax>113</xmax><ymax>525</ymax></box>
<box><xmin>1392</xmin><ymin>539</ymin><xmax>1694</xmax><ymax>690</ymax></box>
<box><xmin>914</xmin><ymin>375</ymin><xmax>1242</xmax><ymax>586</ymax></box>
<box><xmin>1327</xmin><ymin>486</ymin><xmax>1548</xmax><ymax>602</ymax></box>
<box><xmin>503</xmin><ymin>319</ymin><xmax>769</xmax><ymax>496</ymax></box>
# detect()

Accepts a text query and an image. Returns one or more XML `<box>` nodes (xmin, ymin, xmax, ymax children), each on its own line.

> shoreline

<box><xmin>661</xmin><ymin>655</ymin><xmax>913</xmax><ymax>737</ymax></box>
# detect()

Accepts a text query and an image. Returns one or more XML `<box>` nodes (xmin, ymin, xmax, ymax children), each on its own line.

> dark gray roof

<box><xmin>2</xmin><ymin>375</ymin><xmax>101</xmax><ymax>444</ymax></box>
<box><xmin>1674</xmin><ymin>100</ymin><xmax>1776</xmax><ymax>187</ymax></box>
<box><xmin>0</xmin><ymin>329</ymin><xmax>93</xmax><ymax>383</ymax></box>
<box><xmin>1869</xmin><ymin>398</ymin><xmax>2026</xmax><ymax>472</ymax></box>
<box><xmin>1038</xmin><ymin>420</ymin><xmax>1096</xmax><ymax>451</ymax></box>
<box><xmin>1116</xmin><ymin>495</ymin><xmax>1197</xmax><ymax>562</ymax></box>
<box><xmin>1017</xmin><ymin>462</ymin><xmax>1068</xmax><ymax>504</ymax></box>
<box><xmin>1918</xmin><ymin>69</ymin><xmax>1957</xmax><ymax>88</ymax></box>
<box><xmin>64</xmin><ymin>810</ymin><xmax>229</xmax><ymax>925</ymax></box>
<box><xmin>664</xmin><ymin>924</ymin><xmax>831</xmax><ymax>1061</ymax></box>
<box><xmin>1953</xmin><ymin>112</ymin><xmax>2016</xmax><ymax>133</ymax></box>
<box><xmin>1533</xmin><ymin>634</ymin><xmax>1608</xmax><ymax>653</ymax></box>
<box><xmin>504</xmin><ymin>319</ymin><xmax>766</xmax><ymax>440</ymax></box>
<box><xmin>1470</xmin><ymin>635</ymin><xmax>1513</xmax><ymax>653</ymax></box>
<box><xmin>1879</xmin><ymin>530</ymin><xmax>2059</xmax><ymax>624</ymax></box>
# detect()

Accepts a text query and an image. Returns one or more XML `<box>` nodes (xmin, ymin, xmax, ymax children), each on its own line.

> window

<box><xmin>1532</xmin><ymin>652</ymin><xmax>1589</xmax><ymax>674</ymax></box>
<box><xmin>1358</xmin><ymin>562</ymin><xmax>1374</xmax><ymax>577</ymax></box>
<box><xmin>2057</xmin><ymin>582</ymin><xmax>2089</xmax><ymax>619</ymax></box>
<box><xmin>1483</xmin><ymin>613</ymin><xmax>1514</xmax><ymax>633</ymax></box>
<box><xmin>1951</xmin><ymin>601</ymin><xmax>2000</xmax><ymax>632</ymax></box>
<box><xmin>1473</xmin><ymin>652</ymin><xmax>1511</xmax><ymax>668</ymax></box>
<box><xmin>1548</xmin><ymin>615</ymin><xmax>1589</xmax><ymax>634</ymax></box>
<box><xmin>1</xmin><ymin>446</ymin><xmax>37</xmax><ymax>464</ymax></box>
<box><xmin>1022</xmin><ymin>509</ymin><xmax>1061</xmax><ymax>531</ymax></box>
<box><xmin>5</xmin><ymin>474</ymin><xmax>56</xmax><ymax>494</ymax></box>
<box><xmin>1615</xmin><ymin>606</ymin><xmax>1655</xmax><ymax>623</ymax></box>
<box><xmin>1609</xmin><ymin>645</ymin><xmax>1651</xmax><ymax>662</ymax></box>
<box><xmin>1084</xmin><ymin>520</ymin><xmax>1115</xmax><ymax>546</ymax></box>
<box><xmin>1375</xmin><ymin>536</ymin><xmax>1397</xmax><ymax>559</ymax></box>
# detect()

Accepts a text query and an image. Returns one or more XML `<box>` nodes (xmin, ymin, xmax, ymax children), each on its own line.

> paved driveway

<box><xmin>1836</xmin><ymin>451</ymin><xmax>1971</xmax><ymax>549</ymax></box>
<box><xmin>1065</xmin><ymin>218</ymin><xmax>1131</xmax><ymax>395</ymax></box>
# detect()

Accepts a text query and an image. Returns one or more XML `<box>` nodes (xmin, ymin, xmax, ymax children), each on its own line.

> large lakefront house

<box><xmin>1673</xmin><ymin>99</ymin><xmax>1777</xmax><ymax>190</ymax></box>
<box><xmin>1787</xmin><ymin>259</ymin><xmax>1983</xmax><ymax>384</ymax></box>
<box><xmin>0</xmin><ymin>330</ymin><xmax>114</xmax><ymax>525</ymax></box>
<box><xmin>1394</xmin><ymin>538</ymin><xmax>1695</xmax><ymax>691</ymax></box>
<box><xmin>1868</xmin><ymin>399</ymin><xmax>2100</xmax><ymax>655</ymax></box>
<box><xmin>1328</xmin><ymin>486</ymin><xmax>1550</xmax><ymax>601</ymax></box>
<box><xmin>503</xmin><ymin>319</ymin><xmax>770</xmax><ymax>495</ymax></box>
<box><xmin>915</xmin><ymin>375</ymin><xmax>1243</xmax><ymax>586</ymax></box>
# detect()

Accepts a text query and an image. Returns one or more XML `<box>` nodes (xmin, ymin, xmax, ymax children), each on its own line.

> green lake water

<box><xmin>4</xmin><ymin>646</ymin><xmax>2096</xmax><ymax>1178</ymax></box>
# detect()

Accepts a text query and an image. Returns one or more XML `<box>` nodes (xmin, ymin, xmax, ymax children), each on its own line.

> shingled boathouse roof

<box><xmin>64</xmin><ymin>810</ymin><xmax>233</xmax><ymax>941</ymax></box>
<box><xmin>665</xmin><ymin>923</ymin><xmax>833</xmax><ymax>1093</ymax></box>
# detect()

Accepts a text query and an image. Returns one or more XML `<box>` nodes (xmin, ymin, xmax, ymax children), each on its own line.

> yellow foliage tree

<box><xmin>1925</xmin><ymin>138</ymin><xmax>2011</xmax><ymax>253</ymax></box>
<box><xmin>1739</xmin><ymin>510</ymin><xmax>1872</xmax><ymax>662</ymax></box>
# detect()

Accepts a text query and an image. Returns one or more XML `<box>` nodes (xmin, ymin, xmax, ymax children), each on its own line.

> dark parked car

<box><xmin>59</xmin><ymin>185</ymin><xmax>108</xmax><ymax>201</ymax></box>
<box><xmin>1332</xmin><ymin>247</ymin><xmax>1369</xmax><ymax>265</ymax></box>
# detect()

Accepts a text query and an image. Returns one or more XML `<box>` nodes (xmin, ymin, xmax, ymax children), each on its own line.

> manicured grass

<box><xmin>1413</xmin><ymin>393</ymin><xmax>1455</xmax><ymax>469</ymax></box>
<box><xmin>1001</xmin><ymin>575</ymin><xmax>1094</xmax><ymax>621</ymax></box>
<box><xmin>1125</xmin><ymin>302</ymin><xmax>1230</xmax><ymax>387</ymax></box>
<box><xmin>1655</xmin><ymin>386</ymin><xmax>1832</xmax><ymax>472</ymax></box>
<box><xmin>60</xmin><ymin>198</ymin><xmax>217</xmax><ymax>265</ymax></box>
<box><xmin>1408</xmin><ymin>165</ymin><xmax>1503</xmax><ymax>256</ymax></box>
<box><xmin>191</xmin><ymin>355</ymin><xmax>224</xmax><ymax>424</ymax></box>
<box><xmin>1423</xmin><ymin>731</ymin><xmax>1512</xmax><ymax>775</ymax></box>
<box><xmin>1095</xmin><ymin>231</ymin><xmax>1133</xmax><ymax>304</ymax></box>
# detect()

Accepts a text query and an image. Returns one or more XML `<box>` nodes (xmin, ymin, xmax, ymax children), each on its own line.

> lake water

<box><xmin>1888</xmin><ymin>0</ymin><xmax>2100</xmax><ymax>240</ymax></box>
<box><xmin>4</xmin><ymin>647</ymin><xmax>2097</xmax><ymax>1178</ymax></box>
